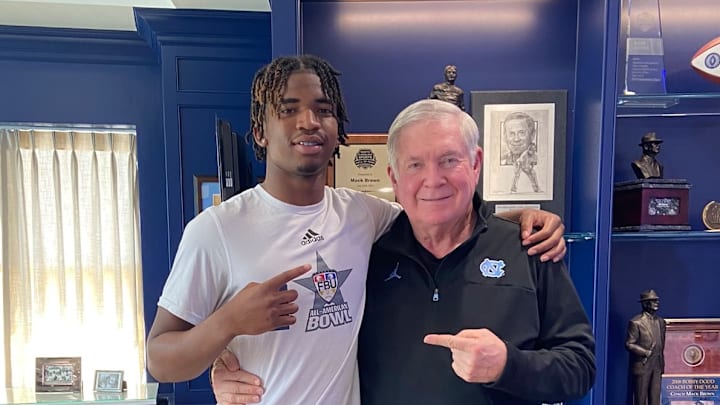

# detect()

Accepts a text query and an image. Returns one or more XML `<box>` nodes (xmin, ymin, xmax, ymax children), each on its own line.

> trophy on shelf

<box><xmin>623</xmin><ymin>0</ymin><xmax>667</xmax><ymax>95</ymax></box>
<box><xmin>613</xmin><ymin>132</ymin><xmax>691</xmax><ymax>231</ymax></box>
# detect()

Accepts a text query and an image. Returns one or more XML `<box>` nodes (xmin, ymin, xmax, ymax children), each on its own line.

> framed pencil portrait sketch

<box><xmin>471</xmin><ymin>90</ymin><xmax>567</xmax><ymax>218</ymax></box>
<box><xmin>327</xmin><ymin>134</ymin><xmax>394</xmax><ymax>202</ymax></box>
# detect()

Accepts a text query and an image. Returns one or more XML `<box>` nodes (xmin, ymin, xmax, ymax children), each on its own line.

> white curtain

<box><xmin>0</xmin><ymin>128</ymin><xmax>146</xmax><ymax>390</ymax></box>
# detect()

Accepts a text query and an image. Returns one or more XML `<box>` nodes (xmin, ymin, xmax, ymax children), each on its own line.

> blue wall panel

<box><xmin>572</xmin><ymin>0</ymin><xmax>621</xmax><ymax>403</ymax></box>
<box><xmin>302</xmin><ymin>1</ymin><xmax>578</xmax><ymax>134</ymax></box>
<box><xmin>270</xmin><ymin>0</ymin><xmax>300</xmax><ymax>57</ymax></box>
<box><xmin>176</xmin><ymin>57</ymin><xmax>262</xmax><ymax>93</ymax></box>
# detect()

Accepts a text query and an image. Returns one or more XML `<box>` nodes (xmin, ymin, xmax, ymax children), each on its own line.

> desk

<box><xmin>0</xmin><ymin>384</ymin><xmax>157</xmax><ymax>405</ymax></box>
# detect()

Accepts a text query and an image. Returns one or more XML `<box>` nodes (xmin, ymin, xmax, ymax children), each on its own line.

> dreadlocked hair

<box><xmin>246</xmin><ymin>55</ymin><xmax>350</xmax><ymax>161</ymax></box>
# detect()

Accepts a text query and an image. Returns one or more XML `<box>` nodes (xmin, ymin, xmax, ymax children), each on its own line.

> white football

<box><xmin>691</xmin><ymin>36</ymin><xmax>720</xmax><ymax>84</ymax></box>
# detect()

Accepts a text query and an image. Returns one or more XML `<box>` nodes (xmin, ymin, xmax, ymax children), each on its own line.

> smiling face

<box><xmin>388</xmin><ymin>117</ymin><xmax>482</xmax><ymax>230</ymax></box>
<box><xmin>504</xmin><ymin>117</ymin><xmax>534</xmax><ymax>156</ymax></box>
<box><xmin>256</xmin><ymin>71</ymin><xmax>339</xmax><ymax>181</ymax></box>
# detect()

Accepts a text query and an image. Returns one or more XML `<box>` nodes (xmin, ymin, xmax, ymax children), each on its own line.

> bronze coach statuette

<box><xmin>631</xmin><ymin>132</ymin><xmax>664</xmax><ymax>180</ymax></box>
<box><xmin>626</xmin><ymin>289</ymin><xmax>666</xmax><ymax>405</ymax></box>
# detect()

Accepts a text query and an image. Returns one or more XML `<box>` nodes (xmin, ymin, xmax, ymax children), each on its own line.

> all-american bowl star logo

<box><xmin>294</xmin><ymin>251</ymin><xmax>353</xmax><ymax>332</ymax></box>
<box><xmin>479</xmin><ymin>258</ymin><xmax>506</xmax><ymax>278</ymax></box>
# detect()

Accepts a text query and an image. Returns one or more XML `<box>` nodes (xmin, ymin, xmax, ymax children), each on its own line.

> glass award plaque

<box><xmin>623</xmin><ymin>0</ymin><xmax>667</xmax><ymax>95</ymax></box>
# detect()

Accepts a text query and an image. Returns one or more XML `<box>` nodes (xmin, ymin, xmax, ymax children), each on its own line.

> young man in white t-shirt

<box><xmin>146</xmin><ymin>55</ymin><xmax>567</xmax><ymax>405</ymax></box>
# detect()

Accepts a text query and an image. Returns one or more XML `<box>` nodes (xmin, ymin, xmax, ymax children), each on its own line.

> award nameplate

<box><xmin>329</xmin><ymin>134</ymin><xmax>394</xmax><ymax>202</ymax></box>
<box><xmin>662</xmin><ymin>319</ymin><xmax>720</xmax><ymax>403</ymax></box>
<box><xmin>613</xmin><ymin>179</ymin><xmax>691</xmax><ymax>231</ymax></box>
<box><xmin>702</xmin><ymin>201</ymin><xmax>720</xmax><ymax>231</ymax></box>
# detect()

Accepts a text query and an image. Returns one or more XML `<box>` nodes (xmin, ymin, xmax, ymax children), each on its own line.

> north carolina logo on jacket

<box><xmin>479</xmin><ymin>258</ymin><xmax>506</xmax><ymax>278</ymax></box>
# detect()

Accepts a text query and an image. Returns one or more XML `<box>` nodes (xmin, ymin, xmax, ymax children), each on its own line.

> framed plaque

<box><xmin>664</xmin><ymin>318</ymin><xmax>720</xmax><ymax>375</ymax></box>
<box><xmin>662</xmin><ymin>319</ymin><xmax>720</xmax><ymax>403</ymax></box>
<box><xmin>328</xmin><ymin>134</ymin><xmax>394</xmax><ymax>202</ymax></box>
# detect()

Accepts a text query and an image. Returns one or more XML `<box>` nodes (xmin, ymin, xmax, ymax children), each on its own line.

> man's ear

<box><xmin>474</xmin><ymin>147</ymin><xmax>483</xmax><ymax>171</ymax></box>
<box><xmin>387</xmin><ymin>165</ymin><xmax>399</xmax><ymax>194</ymax></box>
<box><xmin>252</xmin><ymin>127</ymin><xmax>264</xmax><ymax>146</ymax></box>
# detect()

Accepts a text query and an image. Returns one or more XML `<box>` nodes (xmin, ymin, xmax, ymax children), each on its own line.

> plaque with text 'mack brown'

<box><xmin>662</xmin><ymin>319</ymin><xmax>720</xmax><ymax>403</ymax></box>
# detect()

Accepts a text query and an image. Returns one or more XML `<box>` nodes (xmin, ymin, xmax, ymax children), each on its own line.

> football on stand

<box><xmin>691</xmin><ymin>36</ymin><xmax>720</xmax><ymax>84</ymax></box>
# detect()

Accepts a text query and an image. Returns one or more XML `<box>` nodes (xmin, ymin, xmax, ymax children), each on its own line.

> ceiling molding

<box><xmin>0</xmin><ymin>25</ymin><xmax>156</xmax><ymax>64</ymax></box>
<box><xmin>0</xmin><ymin>0</ymin><xmax>270</xmax><ymax>31</ymax></box>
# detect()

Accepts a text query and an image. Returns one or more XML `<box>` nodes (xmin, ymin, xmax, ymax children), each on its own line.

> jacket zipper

<box><xmin>391</xmin><ymin>249</ymin><xmax>441</xmax><ymax>302</ymax></box>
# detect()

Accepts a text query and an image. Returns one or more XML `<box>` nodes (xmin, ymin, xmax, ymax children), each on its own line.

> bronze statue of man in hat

<box><xmin>626</xmin><ymin>289</ymin><xmax>666</xmax><ymax>405</ymax></box>
<box><xmin>631</xmin><ymin>132</ymin><xmax>664</xmax><ymax>179</ymax></box>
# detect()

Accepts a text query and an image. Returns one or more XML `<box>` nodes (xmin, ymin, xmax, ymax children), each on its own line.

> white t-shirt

<box><xmin>159</xmin><ymin>185</ymin><xmax>400</xmax><ymax>405</ymax></box>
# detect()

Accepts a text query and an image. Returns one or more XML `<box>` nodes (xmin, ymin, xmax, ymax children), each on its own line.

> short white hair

<box><xmin>387</xmin><ymin>99</ymin><xmax>479</xmax><ymax>172</ymax></box>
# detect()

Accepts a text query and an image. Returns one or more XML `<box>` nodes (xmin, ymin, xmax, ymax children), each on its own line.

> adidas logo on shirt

<box><xmin>301</xmin><ymin>229</ymin><xmax>325</xmax><ymax>246</ymax></box>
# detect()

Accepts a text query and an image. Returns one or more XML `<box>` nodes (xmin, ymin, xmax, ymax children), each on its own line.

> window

<box><xmin>0</xmin><ymin>127</ymin><xmax>146</xmax><ymax>390</ymax></box>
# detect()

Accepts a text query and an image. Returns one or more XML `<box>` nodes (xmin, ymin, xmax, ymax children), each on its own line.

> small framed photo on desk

<box><xmin>35</xmin><ymin>357</ymin><xmax>81</xmax><ymax>392</ymax></box>
<box><xmin>94</xmin><ymin>370</ymin><xmax>124</xmax><ymax>393</ymax></box>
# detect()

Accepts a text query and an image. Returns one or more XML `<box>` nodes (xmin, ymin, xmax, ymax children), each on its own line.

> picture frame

<box><xmin>470</xmin><ymin>90</ymin><xmax>567</xmax><ymax>218</ymax></box>
<box><xmin>327</xmin><ymin>134</ymin><xmax>394</xmax><ymax>202</ymax></box>
<box><xmin>35</xmin><ymin>357</ymin><xmax>81</xmax><ymax>393</ymax></box>
<box><xmin>94</xmin><ymin>370</ymin><xmax>124</xmax><ymax>393</ymax></box>
<box><xmin>193</xmin><ymin>175</ymin><xmax>221</xmax><ymax>215</ymax></box>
